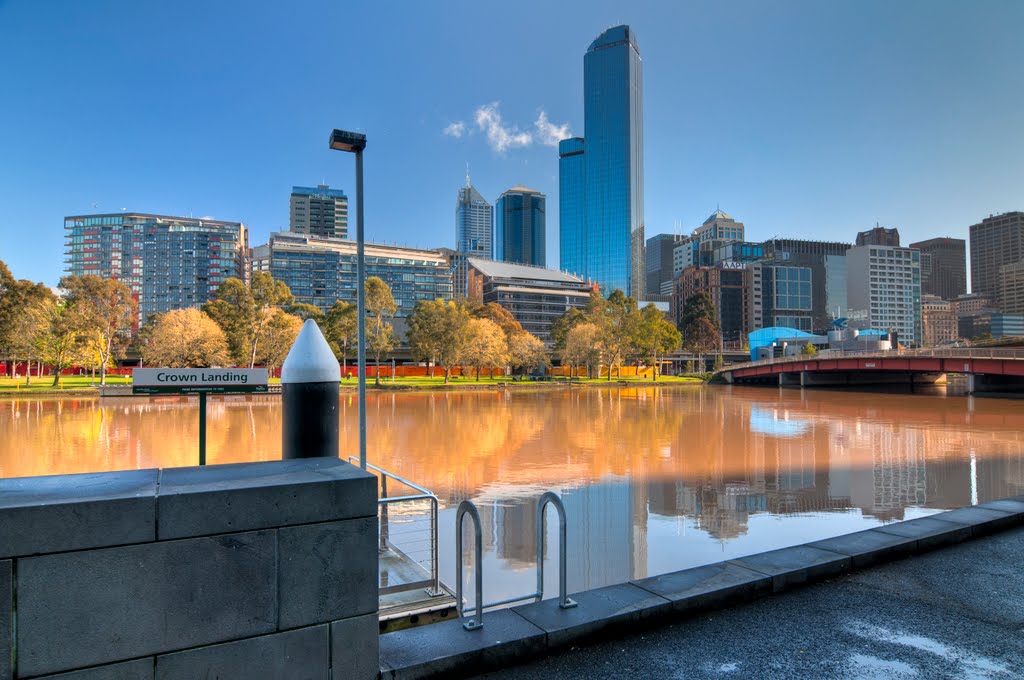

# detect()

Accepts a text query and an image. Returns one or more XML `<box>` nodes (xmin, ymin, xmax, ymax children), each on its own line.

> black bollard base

<box><xmin>282</xmin><ymin>381</ymin><xmax>340</xmax><ymax>459</ymax></box>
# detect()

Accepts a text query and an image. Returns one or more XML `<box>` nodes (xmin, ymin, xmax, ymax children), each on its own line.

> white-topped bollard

<box><xmin>280</xmin><ymin>319</ymin><xmax>341</xmax><ymax>459</ymax></box>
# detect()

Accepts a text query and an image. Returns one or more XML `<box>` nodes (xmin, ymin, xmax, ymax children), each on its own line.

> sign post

<box><xmin>132</xmin><ymin>368</ymin><xmax>269</xmax><ymax>465</ymax></box>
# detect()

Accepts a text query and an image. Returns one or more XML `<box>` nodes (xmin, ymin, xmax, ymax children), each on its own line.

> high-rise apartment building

<box><xmin>289</xmin><ymin>185</ymin><xmax>348</xmax><ymax>239</ymax></box>
<box><xmin>64</xmin><ymin>213</ymin><xmax>248</xmax><ymax>322</ymax></box>
<box><xmin>846</xmin><ymin>245</ymin><xmax>922</xmax><ymax>345</ymax></box>
<box><xmin>456</xmin><ymin>174</ymin><xmax>493</xmax><ymax>258</ymax></box>
<box><xmin>856</xmin><ymin>226</ymin><xmax>901</xmax><ymax>247</ymax></box>
<box><xmin>909</xmin><ymin>237</ymin><xmax>966</xmax><ymax>300</ymax></box>
<box><xmin>494</xmin><ymin>186</ymin><xmax>545</xmax><ymax>267</ymax></box>
<box><xmin>251</xmin><ymin>232</ymin><xmax>452</xmax><ymax>316</ymax></box>
<box><xmin>969</xmin><ymin>211</ymin><xmax>1024</xmax><ymax>304</ymax></box>
<box><xmin>560</xmin><ymin>25</ymin><xmax>644</xmax><ymax>297</ymax></box>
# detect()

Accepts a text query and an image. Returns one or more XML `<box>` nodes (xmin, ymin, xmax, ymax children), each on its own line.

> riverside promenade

<box><xmin>475</xmin><ymin>522</ymin><xmax>1024</xmax><ymax>679</ymax></box>
<box><xmin>380</xmin><ymin>498</ymin><xmax>1024</xmax><ymax>679</ymax></box>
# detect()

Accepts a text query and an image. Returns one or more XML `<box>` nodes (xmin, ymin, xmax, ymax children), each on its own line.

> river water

<box><xmin>2</xmin><ymin>385</ymin><xmax>1022</xmax><ymax>603</ymax></box>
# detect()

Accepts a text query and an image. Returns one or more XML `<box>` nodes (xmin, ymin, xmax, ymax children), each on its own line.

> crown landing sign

<box><xmin>132</xmin><ymin>368</ymin><xmax>269</xmax><ymax>395</ymax></box>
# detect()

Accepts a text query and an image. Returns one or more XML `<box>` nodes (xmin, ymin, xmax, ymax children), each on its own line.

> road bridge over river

<box><xmin>714</xmin><ymin>347</ymin><xmax>1024</xmax><ymax>394</ymax></box>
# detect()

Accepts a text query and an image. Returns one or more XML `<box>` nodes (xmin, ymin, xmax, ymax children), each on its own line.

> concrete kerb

<box><xmin>377</xmin><ymin>498</ymin><xmax>1024</xmax><ymax>679</ymax></box>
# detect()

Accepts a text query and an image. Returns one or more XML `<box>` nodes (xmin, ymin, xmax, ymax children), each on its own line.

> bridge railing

<box><xmin>719</xmin><ymin>347</ymin><xmax>1024</xmax><ymax>374</ymax></box>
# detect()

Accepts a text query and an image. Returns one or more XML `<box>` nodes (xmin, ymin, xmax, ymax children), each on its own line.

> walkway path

<box><xmin>473</xmin><ymin>526</ymin><xmax>1024</xmax><ymax>679</ymax></box>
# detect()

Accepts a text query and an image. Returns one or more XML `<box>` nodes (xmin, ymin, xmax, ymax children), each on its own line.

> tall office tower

<box><xmin>646</xmin><ymin>233</ymin><xmax>684</xmax><ymax>296</ymax></box>
<box><xmin>455</xmin><ymin>173</ymin><xmax>493</xmax><ymax>257</ymax></box>
<box><xmin>559</xmin><ymin>25</ymin><xmax>644</xmax><ymax>297</ymax></box>
<box><xmin>846</xmin><ymin>245</ymin><xmax>922</xmax><ymax>345</ymax></box>
<box><xmin>909</xmin><ymin>237</ymin><xmax>967</xmax><ymax>300</ymax></box>
<box><xmin>969</xmin><ymin>211</ymin><xmax>1024</xmax><ymax>304</ymax></box>
<box><xmin>559</xmin><ymin>137</ymin><xmax>586</xmax><ymax>277</ymax></box>
<box><xmin>64</xmin><ymin>213</ymin><xmax>248</xmax><ymax>322</ymax></box>
<box><xmin>290</xmin><ymin>185</ymin><xmax>348</xmax><ymax>239</ymax></box>
<box><xmin>494</xmin><ymin>186</ymin><xmax>546</xmax><ymax>267</ymax></box>
<box><xmin>674</xmin><ymin>265</ymin><xmax>751</xmax><ymax>345</ymax></box>
<box><xmin>855</xmin><ymin>226</ymin><xmax>901</xmax><ymax>247</ymax></box>
<box><xmin>1000</xmin><ymin>261</ymin><xmax>1024</xmax><ymax>314</ymax></box>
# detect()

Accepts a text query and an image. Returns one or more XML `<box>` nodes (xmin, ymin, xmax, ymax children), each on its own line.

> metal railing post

<box><xmin>536</xmin><ymin>491</ymin><xmax>577</xmax><ymax>609</ymax></box>
<box><xmin>379</xmin><ymin>473</ymin><xmax>389</xmax><ymax>551</ymax></box>
<box><xmin>428</xmin><ymin>496</ymin><xmax>442</xmax><ymax>596</ymax></box>
<box><xmin>456</xmin><ymin>500</ymin><xmax>484</xmax><ymax>630</ymax></box>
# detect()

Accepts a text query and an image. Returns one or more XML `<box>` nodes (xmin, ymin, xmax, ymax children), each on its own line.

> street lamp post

<box><xmin>329</xmin><ymin>129</ymin><xmax>368</xmax><ymax>470</ymax></box>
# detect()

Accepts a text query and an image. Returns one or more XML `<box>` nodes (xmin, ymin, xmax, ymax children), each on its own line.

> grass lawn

<box><xmin>0</xmin><ymin>375</ymin><xmax>133</xmax><ymax>393</ymax></box>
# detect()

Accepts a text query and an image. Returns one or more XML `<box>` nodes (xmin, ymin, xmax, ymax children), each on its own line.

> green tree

<box><xmin>203</xmin><ymin>272</ymin><xmax>294</xmax><ymax>367</ymax></box>
<box><xmin>462</xmin><ymin>318</ymin><xmax>509</xmax><ymax>381</ymax></box>
<box><xmin>288</xmin><ymin>302</ymin><xmax>325</xmax><ymax>324</ymax></box>
<box><xmin>472</xmin><ymin>302</ymin><xmax>523</xmax><ymax>338</ymax></box>
<box><xmin>551</xmin><ymin>306</ymin><xmax>587</xmax><ymax>351</ymax></box>
<box><xmin>680</xmin><ymin>292</ymin><xmax>721</xmax><ymax>360</ymax></box>
<box><xmin>563</xmin><ymin>322</ymin><xmax>602</xmax><ymax>379</ymax></box>
<box><xmin>34</xmin><ymin>298</ymin><xmax>84</xmax><ymax>386</ymax></box>
<box><xmin>633</xmin><ymin>304</ymin><xmax>681</xmax><ymax>380</ymax></box>
<box><xmin>507</xmin><ymin>330</ymin><xmax>549</xmax><ymax>378</ymax></box>
<box><xmin>60</xmin><ymin>275</ymin><xmax>138</xmax><ymax>385</ymax></box>
<box><xmin>141</xmin><ymin>308</ymin><xmax>230</xmax><ymax>368</ymax></box>
<box><xmin>324</xmin><ymin>300</ymin><xmax>357</xmax><ymax>375</ymax></box>
<box><xmin>406</xmin><ymin>298</ymin><xmax>470</xmax><ymax>384</ymax></box>
<box><xmin>255</xmin><ymin>310</ymin><xmax>303</xmax><ymax>375</ymax></box>
<box><xmin>590</xmin><ymin>289</ymin><xmax>639</xmax><ymax>381</ymax></box>
<box><xmin>364</xmin><ymin>277</ymin><xmax>397</xmax><ymax>386</ymax></box>
<box><xmin>0</xmin><ymin>272</ymin><xmax>53</xmax><ymax>383</ymax></box>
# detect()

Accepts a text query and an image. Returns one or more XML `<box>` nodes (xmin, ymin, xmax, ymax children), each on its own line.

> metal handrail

<box><xmin>350</xmin><ymin>457</ymin><xmax>443</xmax><ymax>597</ymax></box>
<box><xmin>456</xmin><ymin>491</ymin><xmax>576</xmax><ymax>631</ymax></box>
<box><xmin>456</xmin><ymin>500</ymin><xmax>484</xmax><ymax>631</ymax></box>
<box><xmin>536</xmin><ymin>491</ymin><xmax>577</xmax><ymax>610</ymax></box>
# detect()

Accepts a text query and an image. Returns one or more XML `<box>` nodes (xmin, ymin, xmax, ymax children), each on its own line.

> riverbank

<box><xmin>0</xmin><ymin>374</ymin><xmax>706</xmax><ymax>397</ymax></box>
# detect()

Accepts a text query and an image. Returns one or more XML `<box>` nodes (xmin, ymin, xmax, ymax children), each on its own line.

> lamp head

<box><xmin>329</xmin><ymin>129</ymin><xmax>367</xmax><ymax>152</ymax></box>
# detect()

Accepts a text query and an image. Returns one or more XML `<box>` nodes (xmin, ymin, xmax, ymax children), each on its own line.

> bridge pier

<box><xmin>968</xmin><ymin>373</ymin><xmax>1024</xmax><ymax>395</ymax></box>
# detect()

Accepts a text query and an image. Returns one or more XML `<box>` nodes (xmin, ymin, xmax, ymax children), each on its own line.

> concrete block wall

<box><xmin>0</xmin><ymin>458</ymin><xmax>379</xmax><ymax>680</ymax></box>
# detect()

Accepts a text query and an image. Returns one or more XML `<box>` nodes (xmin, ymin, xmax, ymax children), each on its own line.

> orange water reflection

<box><xmin>2</xmin><ymin>386</ymin><xmax>1022</xmax><ymax>596</ymax></box>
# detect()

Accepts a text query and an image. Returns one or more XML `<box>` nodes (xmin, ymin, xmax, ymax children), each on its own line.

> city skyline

<box><xmin>2</xmin><ymin>1</ymin><xmax>1023</xmax><ymax>286</ymax></box>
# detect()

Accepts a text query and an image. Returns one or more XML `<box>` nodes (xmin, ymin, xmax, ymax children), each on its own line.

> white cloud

<box><xmin>474</xmin><ymin>102</ymin><xmax>532</xmax><ymax>153</ymax></box>
<box><xmin>442</xmin><ymin>121</ymin><xmax>466</xmax><ymax>138</ymax></box>
<box><xmin>534</xmin><ymin>111</ymin><xmax>572</xmax><ymax>146</ymax></box>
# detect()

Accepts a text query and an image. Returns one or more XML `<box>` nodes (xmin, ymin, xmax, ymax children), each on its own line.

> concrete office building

<box><xmin>969</xmin><ymin>211</ymin><xmax>1024</xmax><ymax>304</ymax></box>
<box><xmin>456</xmin><ymin>174</ymin><xmax>493</xmax><ymax>258</ymax></box>
<box><xmin>251</xmin><ymin>232</ymin><xmax>451</xmax><ymax>316</ymax></box>
<box><xmin>909</xmin><ymin>237</ymin><xmax>967</xmax><ymax>301</ymax></box>
<box><xmin>290</xmin><ymin>185</ymin><xmax>348</xmax><ymax>239</ymax></box>
<box><xmin>559</xmin><ymin>25</ymin><xmax>645</xmax><ymax>297</ymax></box>
<box><xmin>64</xmin><ymin>213</ymin><xmax>248</xmax><ymax>322</ymax></box>
<box><xmin>856</xmin><ymin>226</ymin><xmax>901</xmax><ymax>247</ymax></box>
<box><xmin>1000</xmin><ymin>261</ymin><xmax>1024</xmax><ymax>315</ymax></box>
<box><xmin>494</xmin><ymin>186</ymin><xmax>545</xmax><ymax>267</ymax></box>
<box><xmin>921</xmin><ymin>295</ymin><xmax>957</xmax><ymax>347</ymax></box>
<box><xmin>846</xmin><ymin>244</ymin><xmax>922</xmax><ymax>345</ymax></box>
<box><xmin>465</xmin><ymin>257</ymin><xmax>593</xmax><ymax>344</ymax></box>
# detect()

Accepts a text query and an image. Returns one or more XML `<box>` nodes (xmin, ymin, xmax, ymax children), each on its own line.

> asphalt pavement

<box><xmin>472</xmin><ymin>525</ymin><xmax>1024</xmax><ymax>679</ymax></box>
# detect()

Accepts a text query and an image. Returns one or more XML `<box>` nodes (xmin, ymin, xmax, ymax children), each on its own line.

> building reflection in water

<box><xmin>2</xmin><ymin>386</ymin><xmax>1023</xmax><ymax>598</ymax></box>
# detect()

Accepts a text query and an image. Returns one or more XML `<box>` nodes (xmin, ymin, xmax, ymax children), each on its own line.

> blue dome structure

<box><xmin>748</xmin><ymin>327</ymin><xmax>818</xmax><ymax>361</ymax></box>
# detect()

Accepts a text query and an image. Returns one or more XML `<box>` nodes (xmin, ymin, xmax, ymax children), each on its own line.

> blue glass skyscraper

<box><xmin>560</xmin><ymin>25</ymin><xmax>644</xmax><ymax>296</ymax></box>
<box><xmin>494</xmin><ymin>186</ymin><xmax>546</xmax><ymax>267</ymax></box>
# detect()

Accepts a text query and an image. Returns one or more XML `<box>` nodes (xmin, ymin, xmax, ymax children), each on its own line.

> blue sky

<box><xmin>1</xmin><ymin>0</ymin><xmax>1021</xmax><ymax>286</ymax></box>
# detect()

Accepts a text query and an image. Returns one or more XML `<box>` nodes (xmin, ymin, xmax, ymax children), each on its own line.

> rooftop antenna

<box><xmin>466</xmin><ymin>163</ymin><xmax>471</xmax><ymax>188</ymax></box>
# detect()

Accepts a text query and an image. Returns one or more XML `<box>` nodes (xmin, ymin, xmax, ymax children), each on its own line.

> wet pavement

<box><xmin>472</xmin><ymin>525</ymin><xmax>1024</xmax><ymax>679</ymax></box>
